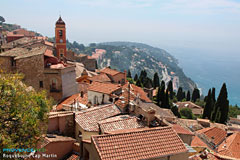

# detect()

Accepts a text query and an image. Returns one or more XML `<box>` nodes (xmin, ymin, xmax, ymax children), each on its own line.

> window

<box><xmin>78</xmin><ymin>131</ymin><xmax>82</xmax><ymax>138</ymax></box>
<box><xmin>11</xmin><ymin>57</ymin><xmax>16</xmax><ymax>67</ymax></box>
<box><xmin>39</xmin><ymin>81</ymin><xmax>43</xmax><ymax>88</ymax></box>
<box><xmin>51</xmin><ymin>78</ymin><xmax>57</xmax><ymax>89</ymax></box>
<box><xmin>94</xmin><ymin>96</ymin><xmax>98</xmax><ymax>105</ymax></box>
<box><xmin>59</xmin><ymin>49</ymin><xmax>64</xmax><ymax>57</ymax></box>
<box><xmin>59</xmin><ymin>30</ymin><xmax>63</xmax><ymax>37</ymax></box>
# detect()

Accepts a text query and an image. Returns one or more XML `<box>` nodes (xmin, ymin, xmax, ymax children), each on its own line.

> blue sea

<box><xmin>167</xmin><ymin>47</ymin><xmax>240</xmax><ymax>106</ymax></box>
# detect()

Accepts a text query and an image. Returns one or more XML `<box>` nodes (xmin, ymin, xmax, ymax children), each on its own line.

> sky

<box><xmin>1</xmin><ymin>0</ymin><xmax>240</xmax><ymax>104</ymax></box>
<box><xmin>1</xmin><ymin>0</ymin><xmax>240</xmax><ymax>54</ymax></box>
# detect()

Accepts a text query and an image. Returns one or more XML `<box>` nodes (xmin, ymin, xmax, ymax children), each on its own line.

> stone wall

<box><xmin>0</xmin><ymin>56</ymin><xmax>14</xmax><ymax>72</ymax></box>
<box><xmin>16</xmin><ymin>54</ymin><xmax>45</xmax><ymax>90</ymax></box>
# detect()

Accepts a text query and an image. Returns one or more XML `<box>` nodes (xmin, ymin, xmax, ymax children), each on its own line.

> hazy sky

<box><xmin>1</xmin><ymin>0</ymin><xmax>240</xmax><ymax>54</ymax></box>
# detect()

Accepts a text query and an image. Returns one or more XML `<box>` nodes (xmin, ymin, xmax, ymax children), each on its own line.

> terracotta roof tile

<box><xmin>56</xmin><ymin>93</ymin><xmax>88</xmax><ymax>111</ymax></box>
<box><xmin>218</xmin><ymin>132</ymin><xmax>240</xmax><ymax>159</ymax></box>
<box><xmin>176</xmin><ymin>101</ymin><xmax>203</xmax><ymax>115</ymax></box>
<box><xmin>98</xmin><ymin>115</ymin><xmax>145</xmax><ymax>133</ymax></box>
<box><xmin>191</xmin><ymin>136</ymin><xmax>209</xmax><ymax>148</ymax></box>
<box><xmin>75</xmin><ymin>104</ymin><xmax>121</xmax><ymax>132</ymax></box>
<box><xmin>172</xmin><ymin>124</ymin><xmax>194</xmax><ymax>135</ymax></box>
<box><xmin>92</xmin><ymin>126</ymin><xmax>187</xmax><ymax>160</ymax></box>
<box><xmin>100</xmin><ymin>67</ymin><xmax>121</xmax><ymax>76</ymax></box>
<box><xmin>197</xmin><ymin>127</ymin><xmax>227</xmax><ymax>146</ymax></box>
<box><xmin>88</xmin><ymin>81</ymin><xmax>121</xmax><ymax>94</ymax></box>
<box><xmin>88</xmin><ymin>73</ymin><xmax>112</xmax><ymax>83</ymax></box>
<box><xmin>66</xmin><ymin>153</ymin><xmax>80</xmax><ymax>160</ymax></box>
<box><xmin>138</xmin><ymin>101</ymin><xmax>176</xmax><ymax>119</ymax></box>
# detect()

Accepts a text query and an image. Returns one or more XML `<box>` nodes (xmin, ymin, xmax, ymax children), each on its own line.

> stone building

<box><xmin>74</xmin><ymin>53</ymin><xmax>97</xmax><ymax>72</ymax></box>
<box><xmin>0</xmin><ymin>46</ymin><xmax>78</xmax><ymax>102</ymax></box>
<box><xmin>99</xmin><ymin>67</ymin><xmax>127</xmax><ymax>84</ymax></box>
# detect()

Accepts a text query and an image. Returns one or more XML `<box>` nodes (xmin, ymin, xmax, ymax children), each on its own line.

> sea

<box><xmin>166</xmin><ymin>47</ymin><xmax>240</xmax><ymax>106</ymax></box>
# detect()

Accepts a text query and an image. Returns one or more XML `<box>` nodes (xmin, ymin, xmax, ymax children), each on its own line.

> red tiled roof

<box><xmin>197</xmin><ymin>127</ymin><xmax>227</xmax><ymax>146</ymax></box>
<box><xmin>92</xmin><ymin>126</ymin><xmax>187</xmax><ymax>160</ymax></box>
<box><xmin>114</xmin><ymin>88</ymin><xmax>136</xmax><ymax>109</ymax></box>
<box><xmin>172</xmin><ymin>124</ymin><xmax>194</xmax><ymax>135</ymax></box>
<box><xmin>88</xmin><ymin>81</ymin><xmax>121</xmax><ymax>94</ymax></box>
<box><xmin>218</xmin><ymin>132</ymin><xmax>240</xmax><ymax>159</ymax></box>
<box><xmin>176</xmin><ymin>101</ymin><xmax>203</xmax><ymax>115</ymax></box>
<box><xmin>100</xmin><ymin>67</ymin><xmax>121</xmax><ymax>76</ymax></box>
<box><xmin>66</xmin><ymin>153</ymin><xmax>80</xmax><ymax>160</ymax></box>
<box><xmin>121</xmin><ymin>83</ymin><xmax>152</xmax><ymax>103</ymax></box>
<box><xmin>191</xmin><ymin>136</ymin><xmax>209</xmax><ymax>148</ymax></box>
<box><xmin>75</xmin><ymin>104</ymin><xmax>121</xmax><ymax>132</ymax></box>
<box><xmin>88</xmin><ymin>73</ymin><xmax>112</xmax><ymax>83</ymax></box>
<box><xmin>98</xmin><ymin>115</ymin><xmax>145</xmax><ymax>133</ymax></box>
<box><xmin>56</xmin><ymin>93</ymin><xmax>88</xmax><ymax>111</ymax></box>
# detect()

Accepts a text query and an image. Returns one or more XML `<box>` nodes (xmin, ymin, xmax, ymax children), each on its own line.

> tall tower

<box><xmin>55</xmin><ymin>16</ymin><xmax>66</xmax><ymax>58</ymax></box>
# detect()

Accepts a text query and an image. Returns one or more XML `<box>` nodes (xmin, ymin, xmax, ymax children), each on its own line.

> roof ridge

<box><xmin>99</xmin><ymin>116</ymin><xmax>135</xmax><ymax>125</ymax></box>
<box><xmin>95</xmin><ymin>126</ymin><xmax>172</xmax><ymax>138</ymax></box>
<box><xmin>76</xmin><ymin>104</ymin><xmax>114</xmax><ymax>115</ymax></box>
<box><xmin>226</xmin><ymin>132</ymin><xmax>239</xmax><ymax>150</ymax></box>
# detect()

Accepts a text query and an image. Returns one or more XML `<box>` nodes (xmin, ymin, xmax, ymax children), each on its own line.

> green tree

<box><xmin>163</xmin><ymin>89</ymin><xmax>170</xmax><ymax>109</ymax></box>
<box><xmin>186</xmin><ymin>90</ymin><xmax>191</xmax><ymax>101</ymax></box>
<box><xmin>180</xmin><ymin>108</ymin><xmax>195</xmax><ymax>119</ymax></box>
<box><xmin>153</xmin><ymin>72</ymin><xmax>160</xmax><ymax>89</ymax></box>
<box><xmin>212</xmin><ymin>87</ymin><xmax>216</xmax><ymax>103</ymax></box>
<box><xmin>167</xmin><ymin>80</ymin><xmax>174</xmax><ymax>99</ymax></box>
<box><xmin>127</xmin><ymin>69</ymin><xmax>132</xmax><ymax>78</ymax></box>
<box><xmin>156</xmin><ymin>87</ymin><xmax>161</xmax><ymax>105</ymax></box>
<box><xmin>171</xmin><ymin>105</ymin><xmax>181</xmax><ymax>118</ymax></box>
<box><xmin>143</xmin><ymin>77</ymin><xmax>153</xmax><ymax>89</ymax></box>
<box><xmin>0</xmin><ymin>72</ymin><xmax>51</xmax><ymax>157</ymax></box>
<box><xmin>215</xmin><ymin>83</ymin><xmax>229</xmax><ymax>124</ymax></box>
<box><xmin>192</xmin><ymin>88</ymin><xmax>200</xmax><ymax>102</ymax></box>
<box><xmin>228</xmin><ymin>105</ymin><xmax>240</xmax><ymax>118</ymax></box>
<box><xmin>0</xmin><ymin>16</ymin><xmax>5</xmax><ymax>24</ymax></box>
<box><xmin>202</xmin><ymin>89</ymin><xmax>213</xmax><ymax>119</ymax></box>
<box><xmin>136</xmin><ymin>79</ymin><xmax>142</xmax><ymax>87</ymax></box>
<box><xmin>139</xmin><ymin>70</ymin><xmax>147</xmax><ymax>82</ymax></box>
<box><xmin>134</xmin><ymin>74</ymin><xmax>138</xmax><ymax>82</ymax></box>
<box><xmin>177</xmin><ymin>87</ymin><xmax>183</xmax><ymax>101</ymax></box>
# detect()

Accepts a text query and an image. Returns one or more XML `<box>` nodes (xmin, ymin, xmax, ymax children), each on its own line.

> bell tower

<box><xmin>55</xmin><ymin>16</ymin><xmax>66</xmax><ymax>58</ymax></box>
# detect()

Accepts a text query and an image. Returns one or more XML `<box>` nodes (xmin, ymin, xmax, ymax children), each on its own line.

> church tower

<box><xmin>55</xmin><ymin>16</ymin><xmax>67</xmax><ymax>58</ymax></box>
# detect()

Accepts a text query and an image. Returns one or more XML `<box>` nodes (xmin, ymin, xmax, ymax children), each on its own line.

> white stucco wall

<box><xmin>61</xmin><ymin>68</ymin><xmax>78</xmax><ymax>99</ymax></box>
<box><xmin>87</xmin><ymin>90</ymin><xmax>111</xmax><ymax>105</ymax></box>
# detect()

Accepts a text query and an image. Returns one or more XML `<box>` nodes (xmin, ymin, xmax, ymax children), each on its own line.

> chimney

<box><xmin>147</xmin><ymin>107</ymin><xmax>156</xmax><ymax>126</ymax></box>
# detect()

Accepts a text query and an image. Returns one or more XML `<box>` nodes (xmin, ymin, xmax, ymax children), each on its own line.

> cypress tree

<box><xmin>187</xmin><ymin>90</ymin><xmax>191</xmax><ymax>101</ymax></box>
<box><xmin>143</xmin><ymin>77</ymin><xmax>153</xmax><ymax>89</ymax></box>
<box><xmin>167</xmin><ymin>80</ymin><xmax>174</xmax><ymax>99</ymax></box>
<box><xmin>182</xmin><ymin>91</ymin><xmax>186</xmax><ymax>100</ymax></box>
<box><xmin>216</xmin><ymin>83</ymin><xmax>229</xmax><ymax>124</ymax></box>
<box><xmin>212</xmin><ymin>87</ymin><xmax>216</xmax><ymax>103</ymax></box>
<box><xmin>203</xmin><ymin>89</ymin><xmax>213</xmax><ymax>119</ymax></box>
<box><xmin>136</xmin><ymin>79</ymin><xmax>142</xmax><ymax>87</ymax></box>
<box><xmin>192</xmin><ymin>88</ymin><xmax>200</xmax><ymax>102</ymax></box>
<box><xmin>153</xmin><ymin>72</ymin><xmax>160</xmax><ymax>89</ymax></box>
<box><xmin>134</xmin><ymin>74</ymin><xmax>138</xmax><ymax>82</ymax></box>
<box><xmin>139</xmin><ymin>70</ymin><xmax>147</xmax><ymax>82</ymax></box>
<box><xmin>159</xmin><ymin>81</ymin><xmax>165</xmax><ymax>106</ymax></box>
<box><xmin>164</xmin><ymin>88</ymin><xmax>170</xmax><ymax>109</ymax></box>
<box><xmin>156</xmin><ymin>87</ymin><xmax>161</xmax><ymax>106</ymax></box>
<box><xmin>177</xmin><ymin>87</ymin><xmax>183</xmax><ymax>101</ymax></box>
<box><xmin>127</xmin><ymin>69</ymin><xmax>132</xmax><ymax>78</ymax></box>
